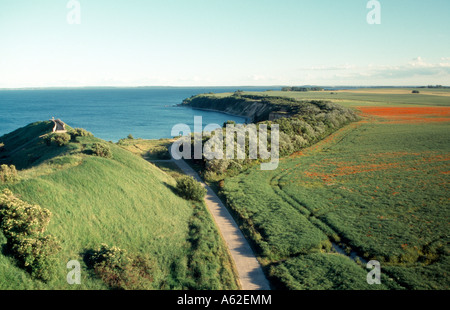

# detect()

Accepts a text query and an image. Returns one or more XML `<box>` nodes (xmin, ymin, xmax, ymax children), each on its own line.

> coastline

<box><xmin>178</xmin><ymin>105</ymin><xmax>251</xmax><ymax>124</ymax></box>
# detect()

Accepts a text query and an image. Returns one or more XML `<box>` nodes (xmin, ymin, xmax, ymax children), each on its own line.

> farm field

<box><xmin>221</xmin><ymin>93</ymin><xmax>450</xmax><ymax>290</ymax></box>
<box><xmin>211</xmin><ymin>88</ymin><xmax>450</xmax><ymax>107</ymax></box>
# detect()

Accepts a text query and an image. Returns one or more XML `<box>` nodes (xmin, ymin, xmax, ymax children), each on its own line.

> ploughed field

<box><xmin>222</xmin><ymin>99</ymin><xmax>450</xmax><ymax>289</ymax></box>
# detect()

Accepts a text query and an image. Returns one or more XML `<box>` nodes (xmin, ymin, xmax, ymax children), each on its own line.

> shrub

<box><xmin>412</xmin><ymin>90</ymin><xmax>420</xmax><ymax>94</ymax></box>
<box><xmin>205</xmin><ymin>159</ymin><xmax>230</xmax><ymax>174</ymax></box>
<box><xmin>0</xmin><ymin>189</ymin><xmax>60</xmax><ymax>282</ymax></box>
<box><xmin>71</xmin><ymin>128</ymin><xmax>93</xmax><ymax>138</ymax></box>
<box><xmin>176</xmin><ymin>176</ymin><xmax>206</xmax><ymax>202</ymax></box>
<box><xmin>46</xmin><ymin>132</ymin><xmax>71</xmax><ymax>147</ymax></box>
<box><xmin>150</xmin><ymin>146</ymin><xmax>171</xmax><ymax>160</ymax></box>
<box><xmin>127</xmin><ymin>134</ymin><xmax>134</xmax><ymax>140</ymax></box>
<box><xmin>87</xmin><ymin>244</ymin><xmax>155</xmax><ymax>290</ymax></box>
<box><xmin>0</xmin><ymin>165</ymin><xmax>19</xmax><ymax>184</ymax></box>
<box><xmin>11</xmin><ymin>235</ymin><xmax>61</xmax><ymax>281</ymax></box>
<box><xmin>92</xmin><ymin>142</ymin><xmax>112</xmax><ymax>158</ymax></box>
<box><xmin>0</xmin><ymin>193</ymin><xmax>51</xmax><ymax>239</ymax></box>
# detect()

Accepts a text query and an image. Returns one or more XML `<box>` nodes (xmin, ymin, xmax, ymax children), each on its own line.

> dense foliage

<box><xmin>91</xmin><ymin>142</ymin><xmax>113</xmax><ymax>158</ymax></box>
<box><xmin>184</xmin><ymin>95</ymin><xmax>358</xmax><ymax>181</ymax></box>
<box><xmin>86</xmin><ymin>244</ymin><xmax>155</xmax><ymax>290</ymax></box>
<box><xmin>70</xmin><ymin>128</ymin><xmax>93</xmax><ymax>139</ymax></box>
<box><xmin>46</xmin><ymin>132</ymin><xmax>71</xmax><ymax>147</ymax></box>
<box><xmin>0</xmin><ymin>189</ymin><xmax>60</xmax><ymax>281</ymax></box>
<box><xmin>0</xmin><ymin>165</ymin><xmax>19</xmax><ymax>184</ymax></box>
<box><xmin>176</xmin><ymin>176</ymin><xmax>207</xmax><ymax>202</ymax></box>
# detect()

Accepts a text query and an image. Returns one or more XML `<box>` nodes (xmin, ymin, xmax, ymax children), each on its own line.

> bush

<box><xmin>0</xmin><ymin>194</ymin><xmax>51</xmax><ymax>239</ymax></box>
<box><xmin>0</xmin><ymin>189</ymin><xmax>60</xmax><ymax>282</ymax></box>
<box><xmin>176</xmin><ymin>176</ymin><xmax>206</xmax><ymax>202</ymax></box>
<box><xmin>205</xmin><ymin>159</ymin><xmax>230</xmax><ymax>174</ymax></box>
<box><xmin>46</xmin><ymin>133</ymin><xmax>71</xmax><ymax>147</ymax></box>
<box><xmin>0</xmin><ymin>165</ymin><xmax>19</xmax><ymax>184</ymax></box>
<box><xmin>11</xmin><ymin>235</ymin><xmax>61</xmax><ymax>281</ymax></box>
<box><xmin>412</xmin><ymin>90</ymin><xmax>420</xmax><ymax>94</ymax></box>
<box><xmin>71</xmin><ymin>128</ymin><xmax>93</xmax><ymax>138</ymax></box>
<box><xmin>92</xmin><ymin>142</ymin><xmax>112</xmax><ymax>158</ymax></box>
<box><xmin>150</xmin><ymin>146</ymin><xmax>171</xmax><ymax>160</ymax></box>
<box><xmin>87</xmin><ymin>244</ymin><xmax>155</xmax><ymax>290</ymax></box>
<box><xmin>127</xmin><ymin>134</ymin><xmax>134</xmax><ymax>140</ymax></box>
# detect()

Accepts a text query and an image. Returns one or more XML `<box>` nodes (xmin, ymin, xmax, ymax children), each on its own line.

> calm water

<box><xmin>0</xmin><ymin>87</ymin><xmax>277</xmax><ymax>141</ymax></box>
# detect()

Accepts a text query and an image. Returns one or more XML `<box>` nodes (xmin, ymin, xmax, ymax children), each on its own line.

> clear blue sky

<box><xmin>0</xmin><ymin>0</ymin><xmax>449</xmax><ymax>87</ymax></box>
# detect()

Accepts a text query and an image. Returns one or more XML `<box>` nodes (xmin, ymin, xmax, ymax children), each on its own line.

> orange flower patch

<box><xmin>357</xmin><ymin>107</ymin><xmax>450</xmax><ymax>123</ymax></box>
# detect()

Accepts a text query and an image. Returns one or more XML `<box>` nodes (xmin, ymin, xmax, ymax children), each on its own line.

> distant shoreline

<box><xmin>1</xmin><ymin>85</ymin><xmax>448</xmax><ymax>91</ymax></box>
<box><xmin>179</xmin><ymin>105</ymin><xmax>250</xmax><ymax>124</ymax></box>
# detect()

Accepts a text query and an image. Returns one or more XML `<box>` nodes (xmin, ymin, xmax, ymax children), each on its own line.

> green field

<box><xmin>0</xmin><ymin>122</ymin><xmax>238</xmax><ymax>289</ymax></box>
<box><xmin>217</xmin><ymin>90</ymin><xmax>450</xmax><ymax>290</ymax></box>
<box><xmin>222</xmin><ymin>117</ymin><xmax>449</xmax><ymax>290</ymax></box>
<box><xmin>208</xmin><ymin>88</ymin><xmax>450</xmax><ymax>107</ymax></box>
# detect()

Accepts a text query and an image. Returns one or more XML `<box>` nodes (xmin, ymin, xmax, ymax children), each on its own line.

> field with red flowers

<box><xmin>222</xmin><ymin>92</ymin><xmax>450</xmax><ymax>290</ymax></box>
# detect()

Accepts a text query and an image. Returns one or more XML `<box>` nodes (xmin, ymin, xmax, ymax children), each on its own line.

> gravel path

<box><xmin>169</xmin><ymin>158</ymin><xmax>271</xmax><ymax>290</ymax></box>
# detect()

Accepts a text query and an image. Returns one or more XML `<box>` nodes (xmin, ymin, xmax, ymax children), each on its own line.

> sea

<box><xmin>0</xmin><ymin>87</ymin><xmax>278</xmax><ymax>142</ymax></box>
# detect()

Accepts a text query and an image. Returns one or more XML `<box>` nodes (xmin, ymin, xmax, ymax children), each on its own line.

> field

<box><xmin>221</xmin><ymin>89</ymin><xmax>450</xmax><ymax>289</ymax></box>
<box><xmin>0</xmin><ymin>123</ymin><xmax>238</xmax><ymax>289</ymax></box>
<box><xmin>210</xmin><ymin>88</ymin><xmax>450</xmax><ymax>107</ymax></box>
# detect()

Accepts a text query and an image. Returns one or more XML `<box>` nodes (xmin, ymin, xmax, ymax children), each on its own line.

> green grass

<box><xmin>222</xmin><ymin>116</ymin><xmax>449</xmax><ymax>289</ymax></box>
<box><xmin>0</xmin><ymin>122</ymin><xmax>238</xmax><ymax>290</ymax></box>
<box><xmin>206</xmin><ymin>88</ymin><xmax>450</xmax><ymax>107</ymax></box>
<box><xmin>117</xmin><ymin>138</ymin><xmax>173</xmax><ymax>160</ymax></box>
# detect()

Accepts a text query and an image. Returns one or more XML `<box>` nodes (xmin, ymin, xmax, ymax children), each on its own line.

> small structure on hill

<box><xmin>50</xmin><ymin>118</ymin><xmax>67</xmax><ymax>133</ymax></box>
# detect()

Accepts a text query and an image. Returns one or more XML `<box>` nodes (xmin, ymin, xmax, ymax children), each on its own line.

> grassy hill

<box><xmin>0</xmin><ymin>122</ymin><xmax>238</xmax><ymax>290</ymax></box>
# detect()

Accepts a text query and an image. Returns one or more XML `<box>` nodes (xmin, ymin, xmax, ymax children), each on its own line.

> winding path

<box><xmin>165</xmin><ymin>156</ymin><xmax>271</xmax><ymax>290</ymax></box>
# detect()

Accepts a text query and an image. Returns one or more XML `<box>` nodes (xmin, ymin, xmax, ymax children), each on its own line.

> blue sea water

<box><xmin>0</xmin><ymin>87</ymin><xmax>277</xmax><ymax>141</ymax></box>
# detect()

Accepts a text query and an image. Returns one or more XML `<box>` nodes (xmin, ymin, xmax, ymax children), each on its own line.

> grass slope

<box><xmin>0</xmin><ymin>122</ymin><xmax>238</xmax><ymax>289</ymax></box>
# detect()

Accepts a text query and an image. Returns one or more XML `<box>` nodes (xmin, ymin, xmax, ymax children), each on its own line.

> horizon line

<box><xmin>0</xmin><ymin>85</ymin><xmax>448</xmax><ymax>90</ymax></box>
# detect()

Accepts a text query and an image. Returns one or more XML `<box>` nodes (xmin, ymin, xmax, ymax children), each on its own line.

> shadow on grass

<box><xmin>162</xmin><ymin>182</ymin><xmax>179</xmax><ymax>197</ymax></box>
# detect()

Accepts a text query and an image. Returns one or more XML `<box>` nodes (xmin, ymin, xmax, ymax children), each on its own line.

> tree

<box><xmin>412</xmin><ymin>90</ymin><xmax>420</xmax><ymax>94</ymax></box>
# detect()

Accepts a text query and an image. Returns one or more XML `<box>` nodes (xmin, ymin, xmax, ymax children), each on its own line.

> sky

<box><xmin>0</xmin><ymin>0</ymin><xmax>449</xmax><ymax>88</ymax></box>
